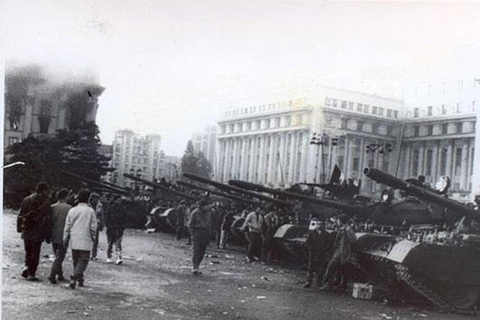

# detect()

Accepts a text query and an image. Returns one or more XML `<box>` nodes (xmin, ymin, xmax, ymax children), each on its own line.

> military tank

<box><xmin>356</xmin><ymin>167</ymin><xmax>480</xmax><ymax>311</ymax></box>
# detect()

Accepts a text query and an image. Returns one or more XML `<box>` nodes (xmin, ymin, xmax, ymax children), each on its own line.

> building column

<box><xmin>288</xmin><ymin>132</ymin><xmax>297</xmax><ymax>185</ymax></box>
<box><xmin>446</xmin><ymin>140</ymin><xmax>454</xmax><ymax>178</ymax></box>
<box><xmin>259</xmin><ymin>135</ymin><xmax>268</xmax><ymax>184</ymax></box>
<box><xmin>343</xmin><ymin>135</ymin><xmax>350</xmax><ymax>177</ymax></box>
<box><xmin>278</xmin><ymin>133</ymin><xmax>286</xmax><ymax>187</ymax></box>
<box><xmin>460</xmin><ymin>140</ymin><xmax>469</xmax><ymax>191</ymax></box>
<box><xmin>431</xmin><ymin>142</ymin><xmax>439</xmax><ymax>182</ymax></box>
<box><xmin>267</xmin><ymin>135</ymin><xmax>277</xmax><ymax>185</ymax></box>
<box><xmin>239</xmin><ymin>138</ymin><xmax>247</xmax><ymax>180</ymax></box>
<box><xmin>418</xmin><ymin>143</ymin><xmax>425</xmax><ymax>175</ymax></box>
<box><xmin>230</xmin><ymin>138</ymin><xmax>238</xmax><ymax>180</ymax></box>
<box><xmin>299</xmin><ymin>132</ymin><xmax>309</xmax><ymax>182</ymax></box>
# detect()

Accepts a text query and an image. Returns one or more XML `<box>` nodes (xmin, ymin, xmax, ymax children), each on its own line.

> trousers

<box><xmin>24</xmin><ymin>239</ymin><xmax>42</xmax><ymax>277</ymax></box>
<box><xmin>91</xmin><ymin>227</ymin><xmax>100</xmax><ymax>258</ymax></box>
<box><xmin>72</xmin><ymin>250</ymin><xmax>90</xmax><ymax>280</ymax></box>
<box><xmin>50</xmin><ymin>242</ymin><xmax>67</xmax><ymax>278</ymax></box>
<box><xmin>247</xmin><ymin>232</ymin><xmax>262</xmax><ymax>261</ymax></box>
<box><xmin>107</xmin><ymin>229</ymin><xmax>123</xmax><ymax>259</ymax></box>
<box><xmin>306</xmin><ymin>255</ymin><xmax>327</xmax><ymax>286</ymax></box>
<box><xmin>191</xmin><ymin>229</ymin><xmax>209</xmax><ymax>270</ymax></box>
<box><xmin>219</xmin><ymin>230</ymin><xmax>231</xmax><ymax>249</ymax></box>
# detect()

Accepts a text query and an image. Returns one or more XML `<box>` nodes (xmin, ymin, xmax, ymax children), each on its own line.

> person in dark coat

<box><xmin>188</xmin><ymin>199</ymin><xmax>211</xmax><ymax>275</ymax></box>
<box><xmin>303</xmin><ymin>220</ymin><xmax>329</xmax><ymax>288</ymax></box>
<box><xmin>175</xmin><ymin>200</ymin><xmax>187</xmax><ymax>240</ymax></box>
<box><xmin>320</xmin><ymin>214</ymin><xmax>356</xmax><ymax>291</ymax></box>
<box><xmin>104</xmin><ymin>196</ymin><xmax>127</xmax><ymax>265</ymax></box>
<box><xmin>48</xmin><ymin>188</ymin><xmax>71</xmax><ymax>284</ymax></box>
<box><xmin>219</xmin><ymin>204</ymin><xmax>236</xmax><ymax>249</ymax></box>
<box><xmin>17</xmin><ymin>182</ymin><xmax>52</xmax><ymax>281</ymax></box>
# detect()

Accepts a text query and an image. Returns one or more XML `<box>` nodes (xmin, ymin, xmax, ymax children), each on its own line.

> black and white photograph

<box><xmin>2</xmin><ymin>1</ymin><xmax>480</xmax><ymax>319</ymax></box>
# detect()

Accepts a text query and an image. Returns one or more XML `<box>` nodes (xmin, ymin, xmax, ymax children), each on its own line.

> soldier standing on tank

<box><xmin>303</xmin><ymin>220</ymin><xmax>328</xmax><ymax>288</ymax></box>
<box><xmin>188</xmin><ymin>199</ymin><xmax>211</xmax><ymax>275</ymax></box>
<box><xmin>320</xmin><ymin>214</ymin><xmax>356</xmax><ymax>291</ymax></box>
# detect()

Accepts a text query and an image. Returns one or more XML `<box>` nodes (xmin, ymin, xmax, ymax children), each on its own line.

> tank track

<box><xmin>395</xmin><ymin>264</ymin><xmax>479</xmax><ymax>317</ymax></box>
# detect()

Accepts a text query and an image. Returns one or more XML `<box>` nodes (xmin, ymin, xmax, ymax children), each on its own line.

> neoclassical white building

<box><xmin>216</xmin><ymin>86</ymin><xmax>404</xmax><ymax>195</ymax></box>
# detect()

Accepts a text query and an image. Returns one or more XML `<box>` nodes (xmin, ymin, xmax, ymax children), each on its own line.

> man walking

<box><xmin>48</xmin><ymin>188</ymin><xmax>71</xmax><ymax>284</ymax></box>
<box><xmin>244</xmin><ymin>206</ymin><xmax>264</xmax><ymax>263</ymax></box>
<box><xmin>175</xmin><ymin>200</ymin><xmax>187</xmax><ymax>240</ymax></box>
<box><xmin>63</xmin><ymin>189</ymin><xmax>97</xmax><ymax>289</ymax></box>
<box><xmin>187</xmin><ymin>199</ymin><xmax>211</xmax><ymax>275</ymax></box>
<box><xmin>303</xmin><ymin>220</ymin><xmax>329</xmax><ymax>288</ymax></box>
<box><xmin>17</xmin><ymin>182</ymin><xmax>52</xmax><ymax>281</ymax></box>
<box><xmin>104</xmin><ymin>196</ymin><xmax>127</xmax><ymax>265</ymax></box>
<box><xmin>89</xmin><ymin>193</ymin><xmax>104</xmax><ymax>260</ymax></box>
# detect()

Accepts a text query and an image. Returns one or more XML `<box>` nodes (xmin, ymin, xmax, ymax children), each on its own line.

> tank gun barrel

<box><xmin>183</xmin><ymin>173</ymin><xmax>290</xmax><ymax>207</ymax></box>
<box><xmin>61</xmin><ymin>170</ymin><xmax>128</xmax><ymax>195</ymax></box>
<box><xmin>363</xmin><ymin>167</ymin><xmax>480</xmax><ymax>221</ymax></box>
<box><xmin>177</xmin><ymin>180</ymin><xmax>261</xmax><ymax>205</ymax></box>
<box><xmin>123</xmin><ymin>173</ymin><xmax>197</xmax><ymax>200</ymax></box>
<box><xmin>228</xmin><ymin>180</ymin><xmax>366</xmax><ymax>213</ymax></box>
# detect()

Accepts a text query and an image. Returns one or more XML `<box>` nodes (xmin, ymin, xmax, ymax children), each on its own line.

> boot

<box><xmin>302</xmin><ymin>281</ymin><xmax>312</xmax><ymax>288</ymax></box>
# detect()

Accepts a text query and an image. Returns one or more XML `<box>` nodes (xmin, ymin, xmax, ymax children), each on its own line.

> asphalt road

<box><xmin>1</xmin><ymin>209</ymin><xmax>474</xmax><ymax>320</ymax></box>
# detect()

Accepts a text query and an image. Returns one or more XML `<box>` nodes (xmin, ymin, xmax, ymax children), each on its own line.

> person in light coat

<box><xmin>64</xmin><ymin>189</ymin><xmax>97</xmax><ymax>289</ymax></box>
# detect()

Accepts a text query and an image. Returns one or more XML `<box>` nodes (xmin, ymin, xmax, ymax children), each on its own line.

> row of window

<box><xmin>411</xmin><ymin>121</ymin><xmax>475</xmax><ymax>137</ymax></box>
<box><xmin>224</xmin><ymin>101</ymin><xmax>294</xmax><ymax>118</ymax></box>
<box><xmin>221</xmin><ymin>114</ymin><xmax>308</xmax><ymax>134</ymax></box>
<box><xmin>413</xmin><ymin>101</ymin><xmax>477</xmax><ymax>117</ymax></box>
<box><xmin>340</xmin><ymin>118</ymin><xmax>393</xmax><ymax>136</ymax></box>
<box><xmin>325</xmin><ymin>97</ymin><xmax>399</xmax><ymax>119</ymax></box>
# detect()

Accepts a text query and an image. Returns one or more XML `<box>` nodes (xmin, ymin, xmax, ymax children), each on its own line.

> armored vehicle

<box><xmin>356</xmin><ymin>167</ymin><xmax>480</xmax><ymax>311</ymax></box>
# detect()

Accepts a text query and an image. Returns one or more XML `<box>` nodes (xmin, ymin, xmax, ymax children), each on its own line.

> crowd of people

<box><xmin>16</xmin><ymin>181</ymin><xmax>360</xmax><ymax>294</ymax></box>
<box><xmin>17</xmin><ymin>182</ymin><xmax>127</xmax><ymax>289</ymax></box>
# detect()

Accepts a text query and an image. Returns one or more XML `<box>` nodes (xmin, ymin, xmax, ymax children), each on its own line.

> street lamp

<box><xmin>310</xmin><ymin>132</ymin><xmax>326</xmax><ymax>184</ymax></box>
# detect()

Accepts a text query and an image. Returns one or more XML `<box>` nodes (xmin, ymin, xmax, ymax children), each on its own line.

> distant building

<box><xmin>157</xmin><ymin>151</ymin><xmax>180</xmax><ymax>183</ymax></box>
<box><xmin>4</xmin><ymin>64</ymin><xmax>104</xmax><ymax>148</ymax></box>
<box><xmin>98</xmin><ymin>144</ymin><xmax>114</xmax><ymax>183</ymax></box>
<box><xmin>192</xmin><ymin>125</ymin><xmax>217</xmax><ymax>175</ymax></box>
<box><xmin>216</xmin><ymin>86</ymin><xmax>404</xmax><ymax>195</ymax></box>
<box><xmin>400</xmin><ymin>79</ymin><xmax>480</xmax><ymax>200</ymax></box>
<box><xmin>111</xmin><ymin>130</ymin><xmax>162</xmax><ymax>188</ymax></box>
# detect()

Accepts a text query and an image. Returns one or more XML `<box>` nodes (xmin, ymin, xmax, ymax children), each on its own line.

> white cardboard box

<box><xmin>352</xmin><ymin>283</ymin><xmax>373</xmax><ymax>300</ymax></box>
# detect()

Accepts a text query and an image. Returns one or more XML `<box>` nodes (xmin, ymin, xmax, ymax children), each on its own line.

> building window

<box><xmin>348</xmin><ymin>102</ymin><xmax>354</xmax><ymax>110</ymax></box>
<box><xmin>439</xmin><ymin>148</ymin><xmax>447</xmax><ymax>175</ymax></box>
<box><xmin>357</xmin><ymin>121</ymin><xmax>363</xmax><ymax>131</ymax></box>
<box><xmin>455</xmin><ymin>148</ymin><xmax>462</xmax><ymax>175</ymax></box>
<box><xmin>456</xmin><ymin>122</ymin><xmax>463</xmax><ymax>134</ymax></box>
<box><xmin>393</xmin><ymin>110</ymin><xmax>398</xmax><ymax>118</ymax></box>
<box><xmin>427</xmin><ymin>106</ymin><xmax>433</xmax><ymax>116</ymax></box>
<box><xmin>425</xmin><ymin>149</ymin><xmax>433</xmax><ymax>176</ymax></box>
<box><xmin>8</xmin><ymin>137</ymin><xmax>19</xmax><ymax>145</ymax></box>
<box><xmin>325</xmin><ymin>97</ymin><xmax>332</xmax><ymax>106</ymax></box>
<box><xmin>413</xmin><ymin>126</ymin><xmax>420</xmax><ymax>137</ymax></box>
<box><xmin>341</xmin><ymin>118</ymin><xmax>348</xmax><ymax>129</ymax></box>
<box><xmin>372</xmin><ymin>123</ymin><xmax>379</xmax><ymax>134</ymax></box>
<box><xmin>442</xmin><ymin>124</ymin><xmax>448</xmax><ymax>135</ymax></box>
<box><xmin>412</xmin><ymin>149</ymin><xmax>419</xmax><ymax>176</ymax></box>
<box><xmin>387</xmin><ymin>109</ymin><xmax>392</xmax><ymax>117</ymax></box>
<box><xmin>427</xmin><ymin>125</ymin><xmax>433</xmax><ymax>135</ymax></box>
<box><xmin>332</xmin><ymin>99</ymin><xmax>338</xmax><ymax>107</ymax></box>
<box><xmin>341</xmin><ymin>101</ymin><xmax>347</xmax><ymax>109</ymax></box>
<box><xmin>441</xmin><ymin>105</ymin><xmax>447</xmax><ymax>115</ymax></box>
<box><xmin>413</xmin><ymin>108</ymin><xmax>419</xmax><ymax>118</ymax></box>
<box><xmin>357</xmin><ymin>103</ymin><xmax>363</xmax><ymax>112</ymax></box>
<box><xmin>456</xmin><ymin>103</ymin><xmax>461</xmax><ymax>113</ymax></box>
<box><xmin>378</xmin><ymin>107</ymin><xmax>384</xmax><ymax>116</ymax></box>
<box><xmin>364</xmin><ymin>105</ymin><xmax>370</xmax><ymax>113</ymax></box>
<box><xmin>372</xmin><ymin>106</ymin><xmax>378</xmax><ymax>115</ymax></box>
<box><xmin>353</xmin><ymin>158</ymin><xmax>360</xmax><ymax>171</ymax></box>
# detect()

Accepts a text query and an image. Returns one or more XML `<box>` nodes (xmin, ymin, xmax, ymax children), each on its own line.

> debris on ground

<box><xmin>256</xmin><ymin>296</ymin><xmax>266</xmax><ymax>300</ymax></box>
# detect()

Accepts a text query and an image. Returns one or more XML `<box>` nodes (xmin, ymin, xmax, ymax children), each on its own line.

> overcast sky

<box><xmin>3</xmin><ymin>1</ymin><xmax>480</xmax><ymax>156</ymax></box>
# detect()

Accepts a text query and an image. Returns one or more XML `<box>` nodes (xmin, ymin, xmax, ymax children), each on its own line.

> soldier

<box><xmin>262</xmin><ymin>205</ymin><xmax>281</xmax><ymax>264</ymax></box>
<box><xmin>104</xmin><ymin>196</ymin><xmax>127</xmax><ymax>265</ymax></box>
<box><xmin>175</xmin><ymin>200</ymin><xmax>187</xmax><ymax>240</ymax></box>
<box><xmin>303</xmin><ymin>220</ymin><xmax>328</xmax><ymax>288</ymax></box>
<box><xmin>88</xmin><ymin>193</ymin><xmax>104</xmax><ymax>260</ymax></box>
<box><xmin>244</xmin><ymin>206</ymin><xmax>264</xmax><ymax>263</ymax></box>
<box><xmin>188</xmin><ymin>199</ymin><xmax>211</xmax><ymax>275</ymax></box>
<box><xmin>48</xmin><ymin>188</ymin><xmax>72</xmax><ymax>284</ymax></box>
<box><xmin>320</xmin><ymin>214</ymin><xmax>356</xmax><ymax>291</ymax></box>
<box><xmin>17</xmin><ymin>182</ymin><xmax>52</xmax><ymax>281</ymax></box>
<box><xmin>219</xmin><ymin>203</ymin><xmax>236</xmax><ymax>249</ymax></box>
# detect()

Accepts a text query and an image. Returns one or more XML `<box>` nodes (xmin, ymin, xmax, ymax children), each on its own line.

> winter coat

<box><xmin>104</xmin><ymin>202</ymin><xmax>127</xmax><ymax>232</ymax></box>
<box><xmin>63</xmin><ymin>203</ymin><xmax>97</xmax><ymax>251</ymax></box>
<box><xmin>17</xmin><ymin>193</ymin><xmax>52</xmax><ymax>242</ymax></box>
<box><xmin>50</xmin><ymin>201</ymin><xmax>72</xmax><ymax>244</ymax></box>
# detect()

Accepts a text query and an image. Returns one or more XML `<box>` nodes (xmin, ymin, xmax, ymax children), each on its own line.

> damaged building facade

<box><xmin>4</xmin><ymin>64</ymin><xmax>105</xmax><ymax>148</ymax></box>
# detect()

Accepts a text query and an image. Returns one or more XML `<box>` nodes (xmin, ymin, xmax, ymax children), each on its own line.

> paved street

<box><xmin>2</xmin><ymin>210</ymin><xmax>474</xmax><ymax>320</ymax></box>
